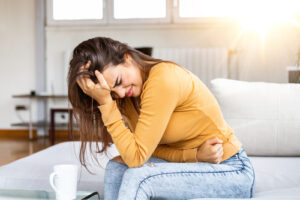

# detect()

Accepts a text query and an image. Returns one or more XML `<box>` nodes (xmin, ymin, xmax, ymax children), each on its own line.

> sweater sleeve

<box><xmin>152</xmin><ymin>145</ymin><xmax>198</xmax><ymax>162</ymax></box>
<box><xmin>122</xmin><ymin>98</ymin><xmax>198</xmax><ymax>163</ymax></box>
<box><xmin>98</xmin><ymin>65</ymin><xmax>181</xmax><ymax>167</ymax></box>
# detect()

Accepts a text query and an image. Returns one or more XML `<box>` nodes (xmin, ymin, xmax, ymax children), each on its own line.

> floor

<box><xmin>0</xmin><ymin>134</ymin><xmax>69</xmax><ymax>166</ymax></box>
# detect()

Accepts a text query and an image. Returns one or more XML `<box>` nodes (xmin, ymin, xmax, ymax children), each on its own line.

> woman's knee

<box><xmin>117</xmin><ymin>166</ymin><xmax>154</xmax><ymax>199</ymax></box>
<box><xmin>105</xmin><ymin>159</ymin><xmax>128</xmax><ymax>179</ymax></box>
<box><xmin>104</xmin><ymin>160</ymin><xmax>129</xmax><ymax>200</ymax></box>
<box><xmin>106</xmin><ymin>159</ymin><xmax>127</xmax><ymax>169</ymax></box>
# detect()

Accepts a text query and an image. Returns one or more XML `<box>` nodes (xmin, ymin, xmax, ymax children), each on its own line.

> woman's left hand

<box><xmin>76</xmin><ymin>61</ymin><xmax>113</xmax><ymax>105</ymax></box>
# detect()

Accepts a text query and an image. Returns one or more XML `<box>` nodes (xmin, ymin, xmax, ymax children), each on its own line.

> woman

<box><xmin>68</xmin><ymin>37</ymin><xmax>255</xmax><ymax>200</ymax></box>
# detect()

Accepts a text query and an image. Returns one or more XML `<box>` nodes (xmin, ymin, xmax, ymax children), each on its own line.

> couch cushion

<box><xmin>0</xmin><ymin>142</ymin><xmax>119</xmax><ymax>198</ymax></box>
<box><xmin>250</xmin><ymin>156</ymin><xmax>300</xmax><ymax>193</ymax></box>
<box><xmin>210</xmin><ymin>79</ymin><xmax>300</xmax><ymax>156</ymax></box>
<box><xmin>192</xmin><ymin>156</ymin><xmax>300</xmax><ymax>200</ymax></box>
<box><xmin>1</xmin><ymin>142</ymin><xmax>300</xmax><ymax>199</ymax></box>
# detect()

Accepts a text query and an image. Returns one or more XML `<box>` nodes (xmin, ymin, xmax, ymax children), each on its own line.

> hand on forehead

<box><xmin>77</xmin><ymin>61</ymin><xmax>111</xmax><ymax>91</ymax></box>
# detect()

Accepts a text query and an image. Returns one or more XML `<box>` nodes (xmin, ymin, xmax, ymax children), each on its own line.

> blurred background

<box><xmin>0</xmin><ymin>0</ymin><xmax>300</xmax><ymax>165</ymax></box>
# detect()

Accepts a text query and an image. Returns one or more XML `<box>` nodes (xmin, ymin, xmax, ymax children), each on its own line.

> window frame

<box><xmin>107</xmin><ymin>0</ymin><xmax>172</xmax><ymax>24</ymax></box>
<box><xmin>46</xmin><ymin>0</ymin><xmax>107</xmax><ymax>26</ymax></box>
<box><xmin>172</xmin><ymin>0</ymin><xmax>238</xmax><ymax>24</ymax></box>
<box><xmin>46</xmin><ymin>0</ymin><xmax>240</xmax><ymax>26</ymax></box>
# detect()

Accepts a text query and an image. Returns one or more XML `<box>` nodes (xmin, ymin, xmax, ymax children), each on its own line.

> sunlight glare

<box><xmin>237</xmin><ymin>0</ymin><xmax>300</xmax><ymax>37</ymax></box>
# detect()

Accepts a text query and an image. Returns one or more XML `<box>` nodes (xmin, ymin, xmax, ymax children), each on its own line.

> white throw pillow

<box><xmin>210</xmin><ymin>78</ymin><xmax>300</xmax><ymax>156</ymax></box>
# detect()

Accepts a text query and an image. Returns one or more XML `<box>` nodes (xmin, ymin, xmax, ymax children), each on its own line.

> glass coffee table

<box><xmin>0</xmin><ymin>189</ymin><xmax>102</xmax><ymax>200</ymax></box>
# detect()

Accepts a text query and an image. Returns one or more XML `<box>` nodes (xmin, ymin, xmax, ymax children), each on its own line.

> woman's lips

<box><xmin>126</xmin><ymin>87</ymin><xmax>133</xmax><ymax>97</ymax></box>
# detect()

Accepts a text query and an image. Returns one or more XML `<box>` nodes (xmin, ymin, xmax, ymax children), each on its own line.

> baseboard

<box><xmin>54</xmin><ymin>130</ymin><xmax>80</xmax><ymax>140</ymax></box>
<box><xmin>0</xmin><ymin>129</ymin><xmax>38</xmax><ymax>140</ymax></box>
<box><xmin>0</xmin><ymin>129</ymin><xmax>79</xmax><ymax>140</ymax></box>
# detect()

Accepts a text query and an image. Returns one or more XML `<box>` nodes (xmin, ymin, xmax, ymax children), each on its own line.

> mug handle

<box><xmin>49</xmin><ymin>172</ymin><xmax>59</xmax><ymax>192</ymax></box>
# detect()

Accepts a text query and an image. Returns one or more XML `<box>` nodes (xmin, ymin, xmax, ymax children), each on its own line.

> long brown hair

<box><xmin>68</xmin><ymin>37</ymin><xmax>166</xmax><ymax>169</ymax></box>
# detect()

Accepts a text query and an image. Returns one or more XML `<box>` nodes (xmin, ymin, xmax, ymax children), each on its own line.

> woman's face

<box><xmin>102</xmin><ymin>55</ymin><xmax>143</xmax><ymax>99</ymax></box>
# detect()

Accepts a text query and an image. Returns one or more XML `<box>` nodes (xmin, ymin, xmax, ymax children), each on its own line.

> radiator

<box><xmin>63</xmin><ymin>48</ymin><xmax>229</xmax><ymax>93</ymax></box>
<box><xmin>152</xmin><ymin>48</ymin><xmax>229</xmax><ymax>87</ymax></box>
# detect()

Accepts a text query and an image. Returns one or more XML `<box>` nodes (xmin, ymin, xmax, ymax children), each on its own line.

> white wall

<box><xmin>1</xmin><ymin>0</ymin><xmax>300</xmax><ymax>129</ymax></box>
<box><xmin>45</xmin><ymin>24</ymin><xmax>300</xmax><ymax>96</ymax></box>
<box><xmin>44</xmin><ymin>23</ymin><xmax>300</xmax><ymax>125</ymax></box>
<box><xmin>45</xmin><ymin>24</ymin><xmax>239</xmax><ymax>95</ymax></box>
<box><xmin>0</xmin><ymin>0</ymin><xmax>36</xmax><ymax>129</ymax></box>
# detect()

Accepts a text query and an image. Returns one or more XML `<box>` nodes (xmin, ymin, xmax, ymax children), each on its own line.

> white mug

<box><xmin>49</xmin><ymin>164</ymin><xmax>78</xmax><ymax>200</ymax></box>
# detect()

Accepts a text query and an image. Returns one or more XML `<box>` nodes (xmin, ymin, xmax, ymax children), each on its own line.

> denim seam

<box><xmin>134</xmin><ymin>163</ymin><xmax>247</xmax><ymax>199</ymax></box>
<box><xmin>237</xmin><ymin>151</ymin><xmax>255</xmax><ymax>198</ymax></box>
<box><xmin>250</xmin><ymin>168</ymin><xmax>255</xmax><ymax>198</ymax></box>
<box><xmin>247</xmin><ymin>157</ymin><xmax>255</xmax><ymax>198</ymax></box>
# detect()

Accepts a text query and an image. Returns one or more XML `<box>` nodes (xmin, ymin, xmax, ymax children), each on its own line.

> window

<box><xmin>53</xmin><ymin>0</ymin><xmax>103</xmax><ymax>20</ymax></box>
<box><xmin>173</xmin><ymin>0</ymin><xmax>241</xmax><ymax>23</ymax></box>
<box><xmin>179</xmin><ymin>0</ymin><xmax>240</xmax><ymax>18</ymax></box>
<box><xmin>47</xmin><ymin>0</ymin><xmax>300</xmax><ymax>26</ymax></box>
<box><xmin>47</xmin><ymin>0</ymin><xmax>170</xmax><ymax>25</ymax></box>
<box><xmin>47</xmin><ymin>0</ymin><xmax>106</xmax><ymax>25</ymax></box>
<box><xmin>110</xmin><ymin>0</ymin><xmax>170</xmax><ymax>23</ymax></box>
<box><xmin>174</xmin><ymin>0</ymin><xmax>300</xmax><ymax>25</ymax></box>
<box><xmin>113</xmin><ymin>0</ymin><xmax>166</xmax><ymax>19</ymax></box>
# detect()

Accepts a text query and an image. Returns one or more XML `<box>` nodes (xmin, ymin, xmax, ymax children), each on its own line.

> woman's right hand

<box><xmin>76</xmin><ymin>61</ymin><xmax>112</xmax><ymax>105</ymax></box>
<box><xmin>196</xmin><ymin>137</ymin><xmax>223</xmax><ymax>164</ymax></box>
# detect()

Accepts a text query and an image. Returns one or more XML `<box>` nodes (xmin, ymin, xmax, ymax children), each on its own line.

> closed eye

<box><xmin>116</xmin><ymin>78</ymin><xmax>122</xmax><ymax>87</ymax></box>
<box><xmin>113</xmin><ymin>76</ymin><xmax>122</xmax><ymax>88</ymax></box>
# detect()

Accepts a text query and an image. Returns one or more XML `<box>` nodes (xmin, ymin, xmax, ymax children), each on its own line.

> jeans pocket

<box><xmin>236</xmin><ymin>149</ymin><xmax>255</xmax><ymax>178</ymax></box>
<box><xmin>237</xmin><ymin>149</ymin><xmax>251</xmax><ymax>164</ymax></box>
<box><xmin>221</xmin><ymin>154</ymin><xmax>244</xmax><ymax>168</ymax></box>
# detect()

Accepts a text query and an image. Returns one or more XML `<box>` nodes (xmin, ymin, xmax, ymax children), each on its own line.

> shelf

<box><xmin>11</xmin><ymin>121</ymin><xmax>78</xmax><ymax>129</ymax></box>
<box><xmin>12</xmin><ymin>94</ymin><xmax>68</xmax><ymax>99</ymax></box>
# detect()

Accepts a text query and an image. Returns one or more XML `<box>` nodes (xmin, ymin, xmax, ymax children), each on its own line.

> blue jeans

<box><xmin>104</xmin><ymin>147</ymin><xmax>255</xmax><ymax>200</ymax></box>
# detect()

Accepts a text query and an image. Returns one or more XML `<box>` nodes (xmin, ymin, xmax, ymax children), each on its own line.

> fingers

<box><xmin>212</xmin><ymin>151</ymin><xmax>223</xmax><ymax>164</ymax></box>
<box><xmin>76</xmin><ymin>71</ymin><xmax>95</xmax><ymax>89</ymax></box>
<box><xmin>218</xmin><ymin>148</ymin><xmax>224</xmax><ymax>157</ymax></box>
<box><xmin>77</xmin><ymin>79</ymin><xmax>96</xmax><ymax>95</ymax></box>
<box><xmin>78</xmin><ymin>61</ymin><xmax>91</xmax><ymax>73</ymax></box>
<box><xmin>76</xmin><ymin>61</ymin><xmax>94</xmax><ymax>93</ymax></box>
<box><xmin>207</xmin><ymin>137</ymin><xmax>223</xmax><ymax>145</ymax></box>
<box><xmin>211</xmin><ymin>144</ymin><xmax>223</xmax><ymax>156</ymax></box>
<box><xmin>95</xmin><ymin>70</ymin><xmax>111</xmax><ymax>91</ymax></box>
<box><xmin>210</xmin><ymin>143</ymin><xmax>223</xmax><ymax>164</ymax></box>
<box><xmin>80</xmin><ymin>60</ymin><xmax>91</xmax><ymax>71</ymax></box>
<box><xmin>76</xmin><ymin>75</ymin><xmax>96</xmax><ymax>95</ymax></box>
<box><xmin>213</xmin><ymin>143</ymin><xmax>223</xmax><ymax>151</ymax></box>
<box><xmin>85</xmin><ymin>60</ymin><xmax>91</xmax><ymax>69</ymax></box>
<box><xmin>215</xmin><ymin>145</ymin><xmax>224</xmax><ymax>164</ymax></box>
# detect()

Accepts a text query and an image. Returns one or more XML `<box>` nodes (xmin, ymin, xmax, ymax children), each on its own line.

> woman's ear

<box><xmin>124</xmin><ymin>53</ymin><xmax>133</xmax><ymax>67</ymax></box>
<box><xmin>124</xmin><ymin>53</ymin><xmax>132</xmax><ymax>61</ymax></box>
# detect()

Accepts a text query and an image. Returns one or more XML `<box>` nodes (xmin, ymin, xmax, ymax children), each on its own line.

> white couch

<box><xmin>1</xmin><ymin>79</ymin><xmax>300</xmax><ymax>199</ymax></box>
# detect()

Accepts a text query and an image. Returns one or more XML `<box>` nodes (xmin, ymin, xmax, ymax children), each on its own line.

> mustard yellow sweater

<box><xmin>99</xmin><ymin>62</ymin><xmax>242</xmax><ymax>168</ymax></box>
